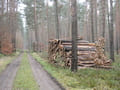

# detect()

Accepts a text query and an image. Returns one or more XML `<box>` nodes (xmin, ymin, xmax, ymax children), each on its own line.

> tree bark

<box><xmin>71</xmin><ymin>0</ymin><xmax>78</xmax><ymax>72</ymax></box>
<box><xmin>115</xmin><ymin>0</ymin><xmax>120</xmax><ymax>54</ymax></box>
<box><xmin>9</xmin><ymin>0</ymin><xmax>17</xmax><ymax>51</ymax></box>
<box><xmin>109</xmin><ymin>0</ymin><xmax>115</xmax><ymax>61</ymax></box>
<box><xmin>34</xmin><ymin>0</ymin><xmax>39</xmax><ymax>52</ymax></box>
<box><xmin>93</xmin><ymin>0</ymin><xmax>98</xmax><ymax>40</ymax></box>
<box><xmin>46</xmin><ymin>0</ymin><xmax>50</xmax><ymax>40</ymax></box>
<box><xmin>90</xmin><ymin>0</ymin><xmax>95</xmax><ymax>42</ymax></box>
<box><xmin>1</xmin><ymin>0</ymin><xmax>4</xmax><ymax>15</ymax></box>
<box><xmin>54</xmin><ymin>0</ymin><xmax>59</xmax><ymax>39</ymax></box>
<box><xmin>101</xmin><ymin>0</ymin><xmax>106</xmax><ymax>38</ymax></box>
<box><xmin>67</xmin><ymin>0</ymin><xmax>71</xmax><ymax>39</ymax></box>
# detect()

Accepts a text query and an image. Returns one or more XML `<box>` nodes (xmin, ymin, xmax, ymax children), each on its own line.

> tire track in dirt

<box><xmin>28</xmin><ymin>54</ymin><xmax>65</xmax><ymax>90</ymax></box>
<box><xmin>0</xmin><ymin>54</ymin><xmax>23</xmax><ymax>90</ymax></box>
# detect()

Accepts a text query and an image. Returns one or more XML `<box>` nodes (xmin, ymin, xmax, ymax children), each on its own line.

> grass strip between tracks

<box><xmin>13</xmin><ymin>53</ymin><xmax>39</xmax><ymax>90</ymax></box>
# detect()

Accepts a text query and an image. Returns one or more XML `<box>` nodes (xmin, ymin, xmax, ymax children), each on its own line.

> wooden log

<box><xmin>64</xmin><ymin>46</ymin><xmax>96</xmax><ymax>51</ymax></box>
<box><xmin>78</xmin><ymin>57</ymin><xmax>95</xmax><ymax>61</ymax></box>
<box><xmin>78</xmin><ymin>51</ymin><xmax>96</xmax><ymax>53</ymax></box>
<box><xmin>68</xmin><ymin>52</ymin><xmax>96</xmax><ymax>57</ymax></box>
<box><xmin>65</xmin><ymin>51</ymin><xmax>96</xmax><ymax>56</ymax></box>
<box><xmin>95</xmin><ymin>65</ymin><xmax>112</xmax><ymax>69</ymax></box>
<box><xmin>77</xmin><ymin>52</ymin><xmax>96</xmax><ymax>55</ymax></box>
<box><xmin>78</xmin><ymin>63</ymin><xmax>96</xmax><ymax>67</ymax></box>
<box><xmin>78</xmin><ymin>60</ymin><xmax>94</xmax><ymax>64</ymax></box>
<box><xmin>68</xmin><ymin>55</ymin><xmax>96</xmax><ymax>60</ymax></box>
<box><xmin>78</xmin><ymin>54</ymin><xmax>96</xmax><ymax>60</ymax></box>
<box><xmin>61</xmin><ymin>45</ymin><xmax>96</xmax><ymax>48</ymax></box>
<box><xmin>61</xmin><ymin>40</ymin><xmax>89</xmax><ymax>43</ymax></box>
<box><xmin>62</xmin><ymin>43</ymin><xmax>95</xmax><ymax>46</ymax></box>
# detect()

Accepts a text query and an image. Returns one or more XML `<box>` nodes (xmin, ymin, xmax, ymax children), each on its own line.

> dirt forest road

<box><xmin>28</xmin><ymin>54</ymin><xmax>65</xmax><ymax>90</ymax></box>
<box><xmin>0</xmin><ymin>53</ymin><xmax>64</xmax><ymax>90</ymax></box>
<box><xmin>0</xmin><ymin>54</ymin><xmax>23</xmax><ymax>90</ymax></box>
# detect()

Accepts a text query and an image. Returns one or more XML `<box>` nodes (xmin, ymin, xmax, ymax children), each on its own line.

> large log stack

<box><xmin>48</xmin><ymin>38</ymin><xmax>112</xmax><ymax>68</ymax></box>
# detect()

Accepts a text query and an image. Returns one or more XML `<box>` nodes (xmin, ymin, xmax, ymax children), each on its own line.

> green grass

<box><xmin>0</xmin><ymin>53</ymin><xmax>5</xmax><ymax>58</ymax></box>
<box><xmin>13</xmin><ymin>53</ymin><xmax>39</xmax><ymax>90</ymax></box>
<box><xmin>32</xmin><ymin>53</ymin><xmax>120</xmax><ymax>90</ymax></box>
<box><xmin>38</xmin><ymin>51</ymin><xmax>48</xmax><ymax>59</ymax></box>
<box><xmin>0</xmin><ymin>52</ymin><xmax>20</xmax><ymax>73</ymax></box>
<box><xmin>0</xmin><ymin>57</ymin><xmax>14</xmax><ymax>73</ymax></box>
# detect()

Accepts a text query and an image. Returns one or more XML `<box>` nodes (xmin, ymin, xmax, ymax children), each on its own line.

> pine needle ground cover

<box><xmin>13</xmin><ymin>53</ymin><xmax>39</xmax><ymax>90</ymax></box>
<box><xmin>32</xmin><ymin>53</ymin><xmax>120</xmax><ymax>90</ymax></box>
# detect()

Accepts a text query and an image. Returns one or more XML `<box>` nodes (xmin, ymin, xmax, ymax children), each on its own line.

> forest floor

<box><xmin>32</xmin><ymin>52</ymin><xmax>120</xmax><ymax>90</ymax></box>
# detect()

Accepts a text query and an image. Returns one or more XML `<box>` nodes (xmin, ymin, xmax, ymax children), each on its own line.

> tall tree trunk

<box><xmin>115</xmin><ymin>0</ymin><xmax>120</xmax><ymax>54</ymax></box>
<box><xmin>101</xmin><ymin>0</ymin><xmax>106</xmax><ymax>38</ymax></box>
<box><xmin>109</xmin><ymin>0</ymin><xmax>115</xmax><ymax>61</ymax></box>
<box><xmin>54</xmin><ymin>0</ymin><xmax>59</xmax><ymax>39</ymax></box>
<box><xmin>9</xmin><ymin>0</ymin><xmax>16</xmax><ymax>51</ymax></box>
<box><xmin>71</xmin><ymin>0</ymin><xmax>78</xmax><ymax>72</ymax></box>
<box><xmin>34</xmin><ymin>0</ymin><xmax>39</xmax><ymax>52</ymax></box>
<box><xmin>7</xmin><ymin>0</ymin><xmax>9</xmax><ymax>23</ymax></box>
<box><xmin>93</xmin><ymin>0</ymin><xmax>98</xmax><ymax>40</ymax></box>
<box><xmin>90</xmin><ymin>0</ymin><xmax>95</xmax><ymax>42</ymax></box>
<box><xmin>67</xmin><ymin>0</ymin><xmax>71</xmax><ymax>39</ymax></box>
<box><xmin>7</xmin><ymin>0</ymin><xmax>9</xmax><ymax>14</ymax></box>
<box><xmin>46</xmin><ymin>0</ymin><xmax>49</xmax><ymax>40</ymax></box>
<box><xmin>1</xmin><ymin>0</ymin><xmax>4</xmax><ymax>15</ymax></box>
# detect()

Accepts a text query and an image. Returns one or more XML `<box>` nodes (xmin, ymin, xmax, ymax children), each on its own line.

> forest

<box><xmin>0</xmin><ymin>0</ymin><xmax>120</xmax><ymax>90</ymax></box>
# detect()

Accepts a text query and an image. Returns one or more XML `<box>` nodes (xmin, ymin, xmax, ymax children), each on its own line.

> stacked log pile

<box><xmin>94</xmin><ymin>38</ymin><xmax>112</xmax><ymax>68</ymax></box>
<box><xmin>48</xmin><ymin>38</ymin><xmax>112</xmax><ymax>68</ymax></box>
<box><xmin>48</xmin><ymin>39</ymin><xmax>63</xmax><ymax>62</ymax></box>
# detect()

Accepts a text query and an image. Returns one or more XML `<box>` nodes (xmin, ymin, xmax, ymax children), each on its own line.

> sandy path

<box><xmin>0</xmin><ymin>54</ymin><xmax>23</xmax><ymax>90</ymax></box>
<box><xmin>28</xmin><ymin>54</ymin><xmax>65</xmax><ymax>90</ymax></box>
